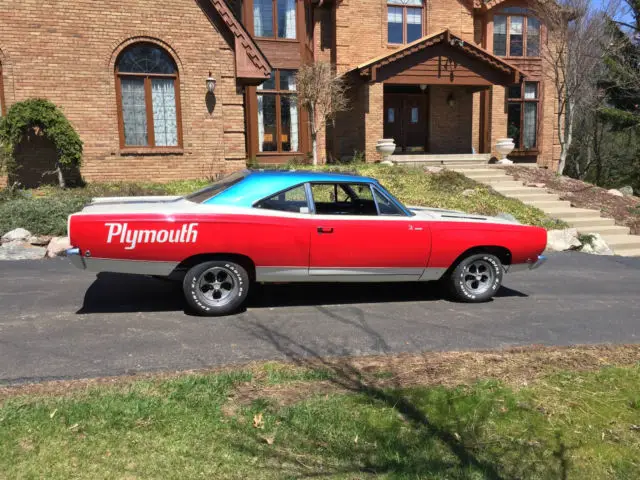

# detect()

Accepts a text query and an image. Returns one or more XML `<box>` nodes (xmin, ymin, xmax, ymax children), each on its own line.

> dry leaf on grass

<box><xmin>49</xmin><ymin>408</ymin><xmax>58</xmax><ymax>419</ymax></box>
<box><xmin>262</xmin><ymin>435</ymin><xmax>275</xmax><ymax>445</ymax></box>
<box><xmin>253</xmin><ymin>413</ymin><xmax>264</xmax><ymax>429</ymax></box>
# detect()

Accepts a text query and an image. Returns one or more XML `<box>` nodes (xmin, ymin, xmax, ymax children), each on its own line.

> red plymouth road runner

<box><xmin>67</xmin><ymin>170</ymin><xmax>547</xmax><ymax>316</ymax></box>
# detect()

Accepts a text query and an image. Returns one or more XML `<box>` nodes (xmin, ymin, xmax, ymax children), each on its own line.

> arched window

<box><xmin>493</xmin><ymin>7</ymin><xmax>541</xmax><ymax>58</ymax></box>
<box><xmin>115</xmin><ymin>43</ymin><xmax>182</xmax><ymax>148</ymax></box>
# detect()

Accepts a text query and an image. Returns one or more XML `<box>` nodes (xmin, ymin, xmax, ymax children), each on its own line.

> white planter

<box><xmin>376</xmin><ymin>138</ymin><xmax>396</xmax><ymax>162</ymax></box>
<box><xmin>495</xmin><ymin>138</ymin><xmax>515</xmax><ymax>164</ymax></box>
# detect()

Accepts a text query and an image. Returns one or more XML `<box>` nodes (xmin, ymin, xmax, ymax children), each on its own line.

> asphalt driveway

<box><xmin>1</xmin><ymin>252</ymin><xmax>639</xmax><ymax>385</ymax></box>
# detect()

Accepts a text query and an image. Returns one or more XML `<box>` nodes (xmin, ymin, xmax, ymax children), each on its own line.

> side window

<box><xmin>311</xmin><ymin>183</ymin><xmax>377</xmax><ymax>216</ymax></box>
<box><xmin>373</xmin><ymin>187</ymin><xmax>404</xmax><ymax>216</ymax></box>
<box><xmin>255</xmin><ymin>185</ymin><xmax>309</xmax><ymax>213</ymax></box>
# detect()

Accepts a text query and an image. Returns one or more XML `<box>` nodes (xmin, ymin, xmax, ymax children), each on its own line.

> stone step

<box><xmin>460</xmin><ymin>171</ymin><xmax>510</xmax><ymax>179</ymax></box>
<box><xmin>509</xmin><ymin>192</ymin><xmax>562</xmax><ymax>201</ymax></box>
<box><xmin>576</xmin><ymin>225</ymin><xmax>631</xmax><ymax>235</ymax></box>
<box><xmin>520</xmin><ymin>199</ymin><xmax>572</xmax><ymax>209</ymax></box>
<box><xmin>601</xmin><ymin>234</ymin><xmax>640</xmax><ymax>249</ymax></box>
<box><xmin>567</xmin><ymin>217</ymin><xmax>617</xmax><ymax>227</ymax></box>
<box><xmin>613</xmin><ymin>247</ymin><xmax>640</xmax><ymax>257</ymax></box>
<box><xmin>448</xmin><ymin>164</ymin><xmax>502</xmax><ymax>170</ymax></box>
<box><xmin>392</xmin><ymin>154</ymin><xmax>492</xmax><ymax>162</ymax></box>
<box><xmin>543</xmin><ymin>207</ymin><xmax>603</xmax><ymax>219</ymax></box>
<box><xmin>471</xmin><ymin>176</ymin><xmax>521</xmax><ymax>184</ymax></box>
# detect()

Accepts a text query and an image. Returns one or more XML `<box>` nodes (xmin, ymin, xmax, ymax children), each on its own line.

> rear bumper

<box><xmin>507</xmin><ymin>255</ymin><xmax>547</xmax><ymax>273</ymax></box>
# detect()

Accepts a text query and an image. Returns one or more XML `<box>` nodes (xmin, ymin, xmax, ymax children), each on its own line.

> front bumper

<box><xmin>66</xmin><ymin>247</ymin><xmax>87</xmax><ymax>270</ymax></box>
<box><xmin>508</xmin><ymin>255</ymin><xmax>547</xmax><ymax>273</ymax></box>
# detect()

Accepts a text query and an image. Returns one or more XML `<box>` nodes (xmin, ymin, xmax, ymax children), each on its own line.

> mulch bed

<box><xmin>504</xmin><ymin>166</ymin><xmax>640</xmax><ymax>234</ymax></box>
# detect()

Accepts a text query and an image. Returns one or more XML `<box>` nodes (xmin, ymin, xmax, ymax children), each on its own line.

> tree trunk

<box><xmin>310</xmin><ymin>106</ymin><xmax>318</xmax><ymax>166</ymax></box>
<box><xmin>56</xmin><ymin>163</ymin><xmax>66</xmax><ymax>188</ymax></box>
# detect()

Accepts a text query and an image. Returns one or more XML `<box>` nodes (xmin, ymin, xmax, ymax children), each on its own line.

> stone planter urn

<box><xmin>376</xmin><ymin>138</ymin><xmax>396</xmax><ymax>164</ymax></box>
<box><xmin>495</xmin><ymin>138</ymin><xmax>515</xmax><ymax>164</ymax></box>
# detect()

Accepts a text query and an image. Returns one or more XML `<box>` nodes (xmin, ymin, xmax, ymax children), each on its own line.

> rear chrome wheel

<box><xmin>183</xmin><ymin>260</ymin><xmax>249</xmax><ymax>316</ymax></box>
<box><xmin>447</xmin><ymin>253</ymin><xmax>503</xmax><ymax>303</ymax></box>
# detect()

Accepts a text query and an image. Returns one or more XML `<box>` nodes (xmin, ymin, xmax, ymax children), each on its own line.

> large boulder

<box><xmin>607</xmin><ymin>189</ymin><xmax>624</xmax><ymax>197</ymax></box>
<box><xmin>619</xmin><ymin>185</ymin><xmax>635</xmax><ymax>196</ymax></box>
<box><xmin>546</xmin><ymin>228</ymin><xmax>582</xmax><ymax>252</ymax></box>
<box><xmin>580</xmin><ymin>233</ymin><xmax>614</xmax><ymax>255</ymax></box>
<box><xmin>1</xmin><ymin>228</ymin><xmax>32</xmax><ymax>243</ymax></box>
<box><xmin>45</xmin><ymin>236</ymin><xmax>71</xmax><ymax>258</ymax></box>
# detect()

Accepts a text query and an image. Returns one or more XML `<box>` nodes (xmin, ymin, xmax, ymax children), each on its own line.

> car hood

<box><xmin>407</xmin><ymin>206</ymin><xmax>521</xmax><ymax>225</ymax></box>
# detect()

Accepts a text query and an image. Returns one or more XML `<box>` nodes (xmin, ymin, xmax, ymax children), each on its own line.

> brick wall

<box><xmin>0</xmin><ymin>0</ymin><xmax>246</xmax><ymax>183</ymax></box>
<box><xmin>429</xmin><ymin>86</ymin><xmax>473</xmax><ymax>154</ymax></box>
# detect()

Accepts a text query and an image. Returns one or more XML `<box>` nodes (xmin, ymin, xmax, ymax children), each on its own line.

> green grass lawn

<box><xmin>0</xmin><ymin>164</ymin><xmax>565</xmax><ymax>237</ymax></box>
<box><xmin>1</xmin><ymin>347</ymin><xmax>639</xmax><ymax>479</ymax></box>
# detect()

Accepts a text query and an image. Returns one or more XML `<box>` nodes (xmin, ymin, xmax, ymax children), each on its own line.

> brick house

<box><xmin>0</xmin><ymin>0</ymin><xmax>559</xmax><ymax>184</ymax></box>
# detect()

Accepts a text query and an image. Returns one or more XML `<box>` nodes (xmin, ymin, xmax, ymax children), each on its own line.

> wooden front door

<box><xmin>383</xmin><ymin>93</ymin><xmax>428</xmax><ymax>153</ymax></box>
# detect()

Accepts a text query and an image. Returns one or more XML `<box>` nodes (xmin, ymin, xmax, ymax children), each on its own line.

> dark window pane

<box><xmin>523</xmin><ymin>102</ymin><xmax>537</xmax><ymax>149</ymax></box>
<box><xmin>258</xmin><ymin>94</ymin><xmax>277</xmax><ymax>152</ymax></box>
<box><xmin>277</xmin><ymin>0</ymin><xmax>296</xmax><ymax>39</ymax></box>
<box><xmin>118</xmin><ymin>44</ymin><xmax>176</xmax><ymax>74</ymax></box>
<box><xmin>121</xmin><ymin>77</ymin><xmax>148</xmax><ymax>146</ymax></box>
<box><xmin>388</xmin><ymin>7</ymin><xmax>403</xmax><ymax>43</ymax></box>
<box><xmin>280</xmin><ymin>95</ymin><xmax>299</xmax><ymax>152</ymax></box>
<box><xmin>509</xmin><ymin>16</ymin><xmax>524</xmax><ymax>56</ymax></box>
<box><xmin>410</xmin><ymin>107</ymin><xmax>419</xmax><ymax>123</ymax></box>
<box><xmin>279</xmin><ymin>70</ymin><xmax>296</xmax><ymax>91</ymax></box>
<box><xmin>406</xmin><ymin>8</ymin><xmax>422</xmax><ymax>43</ymax></box>
<box><xmin>507</xmin><ymin>84</ymin><xmax>521</xmax><ymax>99</ymax></box>
<box><xmin>254</xmin><ymin>0</ymin><xmax>274</xmax><ymax>37</ymax></box>
<box><xmin>387</xmin><ymin>108</ymin><xmax>395</xmax><ymax>123</ymax></box>
<box><xmin>494</xmin><ymin>15</ymin><xmax>507</xmax><ymax>56</ymax></box>
<box><xmin>259</xmin><ymin>70</ymin><xmax>276</xmax><ymax>91</ymax></box>
<box><xmin>527</xmin><ymin>17</ymin><xmax>541</xmax><ymax>56</ymax></box>
<box><xmin>507</xmin><ymin>102</ymin><xmax>522</xmax><ymax>149</ymax></box>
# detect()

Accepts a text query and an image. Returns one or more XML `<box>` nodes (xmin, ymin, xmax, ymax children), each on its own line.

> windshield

<box><xmin>184</xmin><ymin>171</ymin><xmax>249</xmax><ymax>204</ymax></box>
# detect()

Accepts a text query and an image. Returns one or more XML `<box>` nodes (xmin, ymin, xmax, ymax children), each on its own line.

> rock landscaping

<box><xmin>0</xmin><ymin>228</ymin><xmax>69</xmax><ymax>261</ymax></box>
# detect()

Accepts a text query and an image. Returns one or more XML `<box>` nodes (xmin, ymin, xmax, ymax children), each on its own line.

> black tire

<box><xmin>182</xmin><ymin>260</ymin><xmax>250</xmax><ymax>316</ymax></box>
<box><xmin>446</xmin><ymin>253</ymin><xmax>503</xmax><ymax>303</ymax></box>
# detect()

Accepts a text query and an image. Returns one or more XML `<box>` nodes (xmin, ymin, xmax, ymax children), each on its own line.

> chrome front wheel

<box><xmin>447</xmin><ymin>253</ymin><xmax>503</xmax><ymax>303</ymax></box>
<box><xmin>183</xmin><ymin>260</ymin><xmax>249</xmax><ymax>316</ymax></box>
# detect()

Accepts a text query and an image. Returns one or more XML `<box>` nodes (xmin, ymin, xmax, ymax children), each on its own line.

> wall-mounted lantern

<box><xmin>206</xmin><ymin>72</ymin><xmax>217</xmax><ymax>94</ymax></box>
<box><xmin>447</xmin><ymin>93</ymin><xmax>456</xmax><ymax>109</ymax></box>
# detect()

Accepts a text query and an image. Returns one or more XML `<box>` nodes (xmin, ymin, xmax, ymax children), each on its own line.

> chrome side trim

<box><xmin>418</xmin><ymin>267</ymin><xmax>447</xmax><ymax>281</ymax></box>
<box><xmin>80</xmin><ymin>258</ymin><xmax>179</xmax><ymax>276</ymax></box>
<box><xmin>256</xmin><ymin>266</ymin><xmax>448</xmax><ymax>283</ymax></box>
<box><xmin>309</xmin><ymin>267</ymin><xmax>424</xmax><ymax>276</ymax></box>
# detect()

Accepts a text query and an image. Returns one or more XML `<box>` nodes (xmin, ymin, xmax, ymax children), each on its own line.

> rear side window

<box><xmin>254</xmin><ymin>185</ymin><xmax>310</xmax><ymax>213</ymax></box>
<box><xmin>184</xmin><ymin>171</ymin><xmax>248</xmax><ymax>204</ymax></box>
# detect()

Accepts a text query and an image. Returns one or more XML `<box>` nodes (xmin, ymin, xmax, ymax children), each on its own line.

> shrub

<box><xmin>0</xmin><ymin>99</ymin><xmax>83</xmax><ymax>187</ymax></box>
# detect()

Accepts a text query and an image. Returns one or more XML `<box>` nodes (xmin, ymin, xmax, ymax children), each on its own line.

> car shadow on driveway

<box><xmin>76</xmin><ymin>272</ymin><xmax>528</xmax><ymax>314</ymax></box>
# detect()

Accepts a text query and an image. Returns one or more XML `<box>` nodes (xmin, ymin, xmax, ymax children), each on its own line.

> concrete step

<box><xmin>460</xmin><ymin>172</ymin><xmax>510</xmax><ymax>180</ymax></box>
<box><xmin>613</xmin><ymin>247</ymin><xmax>640</xmax><ymax>257</ymax></box>
<box><xmin>601</xmin><ymin>234</ymin><xmax>640</xmax><ymax>249</ymax></box>
<box><xmin>392</xmin><ymin>154</ymin><xmax>492</xmax><ymax>162</ymax></box>
<box><xmin>472</xmin><ymin>176</ymin><xmax>521</xmax><ymax>185</ymax></box>
<box><xmin>510</xmin><ymin>194</ymin><xmax>562</xmax><ymax>202</ymax></box>
<box><xmin>567</xmin><ymin>217</ymin><xmax>617</xmax><ymax>227</ymax></box>
<box><xmin>520</xmin><ymin>199</ymin><xmax>573</xmax><ymax>209</ymax></box>
<box><xmin>448</xmin><ymin>164</ymin><xmax>502</xmax><ymax>170</ymax></box>
<box><xmin>543</xmin><ymin>207</ymin><xmax>603</xmax><ymax>219</ymax></box>
<box><xmin>576</xmin><ymin>225</ymin><xmax>631</xmax><ymax>235</ymax></box>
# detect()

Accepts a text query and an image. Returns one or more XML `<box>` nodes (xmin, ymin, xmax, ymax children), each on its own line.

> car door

<box><xmin>309</xmin><ymin>182</ymin><xmax>430</xmax><ymax>280</ymax></box>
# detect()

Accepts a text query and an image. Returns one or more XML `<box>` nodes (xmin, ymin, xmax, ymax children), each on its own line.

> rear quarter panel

<box><xmin>68</xmin><ymin>212</ymin><xmax>310</xmax><ymax>267</ymax></box>
<box><xmin>427</xmin><ymin>221</ymin><xmax>548</xmax><ymax>268</ymax></box>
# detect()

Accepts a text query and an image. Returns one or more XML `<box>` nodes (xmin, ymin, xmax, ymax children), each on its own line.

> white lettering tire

<box><xmin>446</xmin><ymin>253</ymin><xmax>503</xmax><ymax>303</ymax></box>
<box><xmin>183</xmin><ymin>260</ymin><xmax>250</xmax><ymax>316</ymax></box>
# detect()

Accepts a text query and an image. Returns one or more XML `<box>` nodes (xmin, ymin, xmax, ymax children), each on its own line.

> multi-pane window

<box><xmin>257</xmin><ymin>70</ymin><xmax>299</xmax><ymax>153</ymax></box>
<box><xmin>493</xmin><ymin>8</ymin><xmax>541</xmax><ymax>57</ymax></box>
<box><xmin>507</xmin><ymin>82</ymin><xmax>539</xmax><ymax>150</ymax></box>
<box><xmin>116</xmin><ymin>44</ymin><xmax>181</xmax><ymax>148</ymax></box>
<box><xmin>254</xmin><ymin>0</ymin><xmax>296</xmax><ymax>39</ymax></box>
<box><xmin>387</xmin><ymin>0</ymin><xmax>423</xmax><ymax>44</ymax></box>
